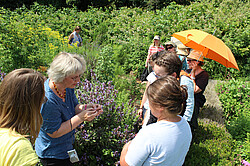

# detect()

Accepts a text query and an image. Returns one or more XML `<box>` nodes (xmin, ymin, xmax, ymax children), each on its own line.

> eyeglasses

<box><xmin>166</xmin><ymin>45</ymin><xmax>174</xmax><ymax>50</ymax></box>
<box><xmin>153</xmin><ymin>72</ymin><xmax>167</xmax><ymax>79</ymax></box>
<box><xmin>70</xmin><ymin>75</ymin><xmax>82</xmax><ymax>81</ymax></box>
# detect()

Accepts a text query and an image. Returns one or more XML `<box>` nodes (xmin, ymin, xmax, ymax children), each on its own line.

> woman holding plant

<box><xmin>0</xmin><ymin>68</ymin><xmax>45</xmax><ymax>165</ymax></box>
<box><xmin>120</xmin><ymin>76</ymin><xmax>192</xmax><ymax>166</ymax></box>
<box><xmin>35</xmin><ymin>52</ymin><xmax>103</xmax><ymax>166</ymax></box>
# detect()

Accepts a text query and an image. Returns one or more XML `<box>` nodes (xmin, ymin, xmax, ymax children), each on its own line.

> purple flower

<box><xmin>242</xmin><ymin>160</ymin><xmax>250</xmax><ymax>166</ymax></box>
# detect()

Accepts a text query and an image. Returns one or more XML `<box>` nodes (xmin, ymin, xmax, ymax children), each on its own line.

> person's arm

<box><xmin>138</xmin><ymin>82</ymin><xmax>150</xmax><ymax>118</ymax></box>
<box><xmin>68</xmin><ymin>33</ymin><xmax>74</xmax><ymax>44</ymax></box>
<box><xmin>120</xmin><ymin>141</ymin><xmax>131</xmax><ymax>166</ymax></box>
<box><xmin>190</xmin><ymin>62</ymin><xmax>202</xmax><ymax>94</ymax></box>
<box><xmin>47</xmin><ymin>107</ymin><xmax>100</xmax><ymax>138</ymax></box>
<box><xmin>180</xmin><ymin>76</ymin><xmax>194</xmax><ymax>122</ymax></box>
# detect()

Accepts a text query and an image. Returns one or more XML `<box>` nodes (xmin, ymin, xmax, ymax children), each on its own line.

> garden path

<box><xmin>200</xmin><ymin>80</ymin><xmax>225</xmax><ymax>124</ymax></box>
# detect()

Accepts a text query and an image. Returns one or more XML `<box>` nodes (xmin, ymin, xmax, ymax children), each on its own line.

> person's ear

<box><xmin>171</xmin><ymin>72</ymin><xmax>177</xmax><ymax>78</ymax></box>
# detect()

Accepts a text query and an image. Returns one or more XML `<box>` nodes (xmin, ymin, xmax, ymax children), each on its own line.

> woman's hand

<box><xmin>138</xmin><ymin>108</ymin><xmax>143</xmax><ymax>119</ymax></box>
<box><xmin>77</xmin><ymin>104</ymin><xmax>103</xmax><ymax>122</ymax></box>
<box><xmin>77</xmin><ymin>107</ymin><xmax>98</xmax><ymax>122</ymax></box>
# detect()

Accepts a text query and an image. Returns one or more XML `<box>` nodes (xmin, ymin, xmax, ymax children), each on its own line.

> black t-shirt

<box><xmin>187</xmin><ymin>69</ymin><xmax>209</xmax><ymax>107</ymax></box>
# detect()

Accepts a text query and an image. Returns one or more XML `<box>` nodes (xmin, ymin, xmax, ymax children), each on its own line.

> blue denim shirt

<box><xmin>35</xmin><ymin>79</ymin><xmax>79</xmax><ymax>159</ymax></box>
<box><xmin>180</xmin><ymin>75</ymin><xmax>194</xmax><ymax>122</ymax></box>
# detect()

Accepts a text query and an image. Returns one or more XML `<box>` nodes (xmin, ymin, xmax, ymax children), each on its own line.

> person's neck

<box><xmin>158</xmin><ymin>113</ymin><xmax>181</xmax><ymax>122</ymax></box>
<box><xmin>49</xmin><ymin>80</ymin><xmax>65</xmax><ymax>94</ymax></box>
<box><xmin>194</xmin><ymin>66</ymin><xmax>203</xmax><ymax>75</ymax></box>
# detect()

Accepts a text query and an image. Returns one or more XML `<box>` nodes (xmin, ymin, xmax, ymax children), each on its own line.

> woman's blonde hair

<box><xmin>0</xmin><ymin>68</ymin><xmax>45</xmax><ymax>143</ymax></box>
<box><xmin>47</xmin><ymin>52</ymin><xmax>86</xmax><ymax>83</ymax></box>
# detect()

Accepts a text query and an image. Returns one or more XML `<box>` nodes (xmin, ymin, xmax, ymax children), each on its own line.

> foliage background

<box><xmin>0</xmin><ymin>0</ymin><xmax>249</xmax><ymax>79</ymax></box>
<box><xmin>0</xmin><ymin>0</ymin><xmax>249</xmax><ymax>165</ymax></box>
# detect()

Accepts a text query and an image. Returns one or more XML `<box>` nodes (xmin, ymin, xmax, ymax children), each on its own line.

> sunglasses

<box><xmin>166</xmin><ymin>45</ymin><xmax>174</xmax><ymax>50</ymax></box>
<box><xmin>187</xmin><ymin>59</ymin><xmax>195</xmax><ymax>62</ymax></box>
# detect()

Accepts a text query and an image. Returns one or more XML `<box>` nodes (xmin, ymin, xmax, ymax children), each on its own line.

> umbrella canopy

<box><xmin>172</xmin><ymin>29</ymin><xmax>239</xmax><ymax>70</ymax></box>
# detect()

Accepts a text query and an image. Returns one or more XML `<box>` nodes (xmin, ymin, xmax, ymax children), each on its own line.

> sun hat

<box><xmin>176</xmin><ymin>44</ymin><xmax>189</xmax><ymax>56</ymax></box>
<box><xmin>164</xmin><ymin>41</ymin><xmax>177</xmax><ymax>48</ymax></box>
<box><xmin>153</xmin><ymin>35</ymin><xmax>160</xmax><ymax>40</ymax></box>
<box><xmin>187</xmin><ymin>50</ymin><xmax>204</xmax><ymax>62</ymax></box>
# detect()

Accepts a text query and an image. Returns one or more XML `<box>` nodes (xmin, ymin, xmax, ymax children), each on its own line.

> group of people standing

<box><xmin>140</xmin><ymin>35</ymin><xmax>209</xmax><ymax>131</ymax></box>
<box><xmin>120</xmin><ymin>35</ymin><xmax>209</xmax><ymax>165</ymax></box>
<box><xmin>0</xmin><ymin>32</ymin><xmax>208</xmax><ymax>166</ymax></box>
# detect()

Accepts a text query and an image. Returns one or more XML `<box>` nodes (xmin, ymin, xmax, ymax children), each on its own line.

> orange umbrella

<box><xmin>172</xmin><ymin>29</ymin><xmax>239</xmax><ymax>70</ymax></box>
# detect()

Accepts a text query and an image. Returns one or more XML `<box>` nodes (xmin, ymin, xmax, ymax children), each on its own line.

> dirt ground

<box><xmin>200</xmin><ymin>80</ymin><xmax>225</xmax><ymax>124</ymax></box>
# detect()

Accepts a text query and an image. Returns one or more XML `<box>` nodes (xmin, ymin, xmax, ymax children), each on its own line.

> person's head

<box><xmin>146</xmin><ymin>76</ymin><xmax>188</xmax><ymax>117</ymax></box>
<box><xmin>153</xmin><ymin>51</ymin><xmax>182</xmax><ymax>78</ymax></box>
<box><xmin>74</xmin><ymin>26</ymin><xmax>81</xmax><ymax>33</ymax></box>
<box><xmin>148</xmin><ymin>51</ymin><xmax>161</xmax><ymax>67</ymax></box>
<box><xmin>48</xmin><ymin>52</ymin><xmax>86</xmax><ymax>88</ymax></box>
<box><xmin>0</xmin><ymin>68</ymin><xmax>45</xmax><ymax>143</ymax></box>
<box><xmin>153</xmin><ymin>35</ymin><xmax>161</xmax><ymax>46</ymax></box>
<box><xmin>164</xmin><ymin>41</ymin><xmax>177</xmax><ymax>53</ymax></box>
<box><xmin>176</xmin><ymin>44</ymin><xmax>189</xmax><ymax>56</ymax></box>
<box><xmin>187</xmin><ymin>50</ymin><xmax>204</xmax><ymax>68</ymax></box>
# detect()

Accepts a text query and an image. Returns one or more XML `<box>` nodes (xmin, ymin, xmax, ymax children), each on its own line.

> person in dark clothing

<box><xmin>186</xmin><ymin>50</ymin><xmax>209</xmax><ymax>129</ymax></box>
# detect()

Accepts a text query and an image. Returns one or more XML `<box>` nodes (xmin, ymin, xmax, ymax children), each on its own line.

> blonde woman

<box><xmin>35</xmin><ymin>52</ymin><xmax>102</xmax><ymax>165</ymax></box>
<box><xmin>0</xmin><ymin>68</ymin><xmax>45</xmax><ymax>165</ymax></box>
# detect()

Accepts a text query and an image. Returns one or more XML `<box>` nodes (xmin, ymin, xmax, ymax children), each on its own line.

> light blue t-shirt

<box><xmin>35</xmin><ymin>79</ymin><xmax>79</xmax><ymax>159</ymax></box>
<box><xmin>180</xmin><ymin>75</ymin><xmax>194</xmax><ymax>122</ymax></box>
<box><xmin>125</xmin><ymin>117</ymin><xmax>192</xmax><ymax>166</ymax></box>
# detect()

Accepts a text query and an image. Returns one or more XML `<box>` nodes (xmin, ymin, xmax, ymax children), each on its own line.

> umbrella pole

<box><xmin>224</xmin><ymin>68</ymin><xmax>228</xmax><ymax>79</ymax></box>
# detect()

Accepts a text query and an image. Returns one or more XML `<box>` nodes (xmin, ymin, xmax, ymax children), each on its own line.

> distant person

<box><xmin>164</xmin><ymin>41</ymin><xmax>177</xmax><ymax>53</ymax></box>
<box><xmin>120</xmin><ymin>76</ymin><xmax>192</xmax><ymax>166</ymax></box>
<box><xmin>186</xmin><ymin>50</ymin><xmax>209</xmax><ymax>130</ymax></box>
<box><xmin>35</xmin><ymin>52</ymin><xmax>103</xmax><ymax>166</ymax></box>
<box><xmin>145</xmin><ymin>35</ymin><xmax>165</xmax><ymax>68</ymax></box>
<box><xmin>0</xmin><ymin>68</ymin><xmax>45</xmax><ymax>166</ymax></box>
<box><xmin>176</xmin><ymin>44</ymin><xmax>190</xmax><ymax>70</ymax></box>
<box><xmin>68</xmin><ymin>26</ymin><xmax>83</xmax><ymax>47</ymax></box>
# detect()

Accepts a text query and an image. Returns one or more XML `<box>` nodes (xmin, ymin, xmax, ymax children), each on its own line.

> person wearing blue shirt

<box><xmin>35</xmin><ymin>52</ymin><xmax>103</xmax><ymax>166</ymax></box>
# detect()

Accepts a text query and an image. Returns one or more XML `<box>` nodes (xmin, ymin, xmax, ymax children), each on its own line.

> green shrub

<box><xmin>74</xmin><ymin>73</ymin><xmax>138</xmax><ymax>165</ymax></box>
<box><xmin>216</xmin><ymin>79</ymin><xmax>250</xmax><ymax>121</ymax></box>
<box><xmin>185</xmin><ymin>119</ymin><xmax>235</xmax><ymax>166</ymax></box>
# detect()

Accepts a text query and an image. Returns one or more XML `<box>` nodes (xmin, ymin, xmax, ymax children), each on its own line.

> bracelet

<box><xmin>85</xmin><ymin>104</ymin><xmax>87</xmax><ymax>110</ymax></box>
<box><xmin>191</xmin><ymin>76</ymin><xmax>195</xmax><ymax>80</ymax></box>
<box><xmin>69</xmin><ymin>119</ymin><xmax>72</xmax><ymax>131</ymax></box>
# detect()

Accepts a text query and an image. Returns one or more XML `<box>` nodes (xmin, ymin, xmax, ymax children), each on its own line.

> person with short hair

<box><xmin>120</xmin><ymin>76</ymin><xmax>192</xmax><ymax>166</ymax></box>
<box><xmin>0</xmin><ymin>68</ymin><xmax>45</xmax><ymax>166</ymax></box>
<box><xmin>176</xmin><ymin>44</ymin><xmax>190</xmax><ymax>70</ymax></box>
<box><xmin>186</xmin><ymin>50</ymin><xmax>209</xmax><ymax>130</ymax></box>
<box><xmin>35</xmin><ymin>52</ymin><xmax>103</xmax><ymax>166</ymax></box>
<box><xmin>68</xmin><ymin>26</ymin><xmax>83</xmax><ymax>47</ymax></box>
<box><xmin>164</xmin><ymin>41</ymin><xmax>177</xmax><ymax>53</ymax></box>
